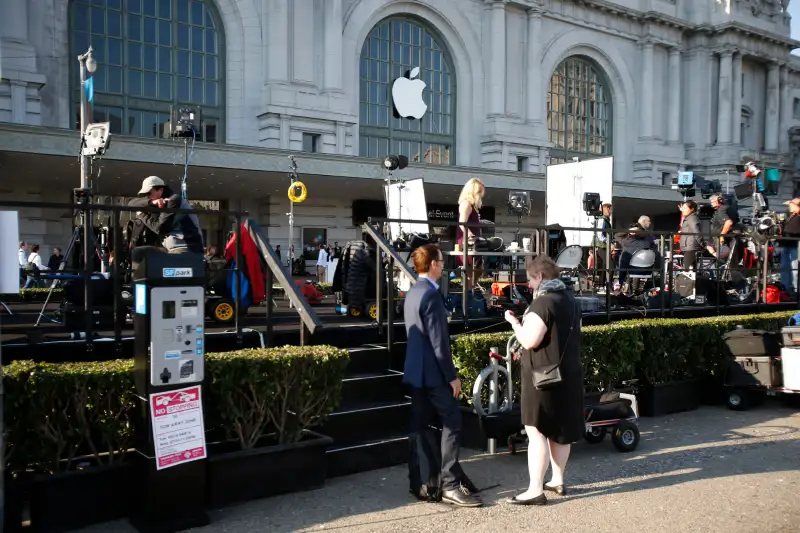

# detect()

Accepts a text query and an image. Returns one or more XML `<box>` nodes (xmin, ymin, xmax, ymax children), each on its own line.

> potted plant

<box><xmin>17</xmin><ymin>360</ymin><xmax>137</xmax><ymax>532</ymax></box>
<box><xmin>204</xmin><ymin>346</ymin><xmax>348</xmax><ymax>508</ymax></box>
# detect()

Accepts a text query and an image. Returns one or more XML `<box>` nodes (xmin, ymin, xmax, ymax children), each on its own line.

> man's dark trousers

<box><xmin>410</xmin><ymin>386</ymin><xmax>464</xmax><ymax>491</ymax></box>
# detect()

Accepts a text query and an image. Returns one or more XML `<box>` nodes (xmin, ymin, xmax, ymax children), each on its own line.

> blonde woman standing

<box><xmin>457</xmin><ymin>178</ymin><xmax>486</xmax><ymax>290</ymax></box>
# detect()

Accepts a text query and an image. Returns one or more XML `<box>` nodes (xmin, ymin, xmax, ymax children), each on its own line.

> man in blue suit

<box><xmin>404</xmin><ymin>243</ymin><xmax>481</xmax><ymax>507</ymax></box>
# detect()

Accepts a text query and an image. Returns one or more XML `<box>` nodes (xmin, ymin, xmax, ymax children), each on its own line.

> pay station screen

<box><xmin>163</xmin><ymin>301</ymin><xmax>176</xmax><ymax>319</ymax></box>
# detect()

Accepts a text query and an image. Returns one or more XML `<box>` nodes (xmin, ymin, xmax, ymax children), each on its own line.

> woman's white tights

<box><xmin>515</xmin><ymin>425</ymin><xmax>571</xmax><ymax>500</ymax></box>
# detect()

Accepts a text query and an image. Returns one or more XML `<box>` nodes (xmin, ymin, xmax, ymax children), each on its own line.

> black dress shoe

<box><xmin>442</xmin><ymin>487</ymin><xmax>483</xmax><ymax>507</ymax></box>
<box><xmin>461</xmin><ymin>478</ymin><xmax>481</xmax><ymax>494</ymax></box>
<box><xmin>544</xmin><ymin>483</ymin><xmax>567</xmax><ymax>496</ymax></box>
<box><xmin>509</xmin><ymin>493</ymin><xmax>547</xmax><ymax>506</ymax></box>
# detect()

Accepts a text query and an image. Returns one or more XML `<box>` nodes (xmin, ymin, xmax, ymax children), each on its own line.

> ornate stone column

<box><xmin>732</xmin><ymin>52</ymin><xmax>743</xmax><ymax>145</ymax></box>
<box><xmin>765</xmin><ymin>61</ymin><xmax>781</xmax><ymax>152</ymax></box>
<box><xmin>488</xmin><ymin>0</ymin><xmax>506</xmax><ymax>116</ymax></box>
<box><xmin>667</xmin><ymin>47</ymin><xmax>682</xmax><ymax>144</ymax></box>
<box><xmin>525</xmin><ymin>7</ymin><xmax>542</xmax><ymax>122</ymax></box>
<box><xmin>640</xmin><ymin>40</ymin><xmax>655</xmax><ymax>139</ymax></box>
<box><xmin>780</xmin><ymin>65</ymin><xmax>790</xmax><ymax>153</ymax></box>
<box><xmin>716</xmin><ymin>50</ymin><xmax>733</xmax><ymax>145</ymax></box>
<box><xmin>323</xmin><ymin>0</ymin><xmax>343</xmax><ymax>92</ymax></box>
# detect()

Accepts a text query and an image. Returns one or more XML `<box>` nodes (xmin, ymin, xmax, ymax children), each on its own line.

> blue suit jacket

<box><xmin>403</xmin><ymin>277</ymin><xmax>457</xmax><ymax>388</ymax></box>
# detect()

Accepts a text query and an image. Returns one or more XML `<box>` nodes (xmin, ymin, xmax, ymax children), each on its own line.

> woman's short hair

<box><xmin>525</xmin><ymin>254</ymin><xmax>560</xmax><ymax>281</ymax></box>
<box><xmin>413</xmin><ymin>243</ymin><xmax>441</xmax><ymax>274</ymax></box>
<box><xmin>458</xmin><ymin>178</ymin><xmax>485</xmax><ymax>210</ymax></box>
<box><xmin>638</xmin><ymin>215</ymin><xmax>651</xmax><ymax>227</ymax></box>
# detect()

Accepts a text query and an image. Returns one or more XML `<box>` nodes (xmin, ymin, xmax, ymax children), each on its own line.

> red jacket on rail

<box><xmin>224</xmin><ymin>226</ymin><xmax>266</xmax><ymax>305</ymax></box>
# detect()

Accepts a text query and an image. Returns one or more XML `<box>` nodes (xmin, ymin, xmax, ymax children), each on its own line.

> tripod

<box><xmin>34</xmin><ymin>209</ymin><xmax>105</xmax><ymax>328</ymax></box>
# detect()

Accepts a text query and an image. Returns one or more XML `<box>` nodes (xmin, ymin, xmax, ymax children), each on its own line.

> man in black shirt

<box><xmin>780</xmin><ymin>198</ymin><xmax>800</xmax><ymax>293</ymax></box>
<box><xmin>707</xmin><ymin>194</ymin><xmax>742</xmax><ymax>266</ymax></box>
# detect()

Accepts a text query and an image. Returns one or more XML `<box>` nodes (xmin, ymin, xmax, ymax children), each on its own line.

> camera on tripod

<box><xmin>671</xmin><ymin>171</ymin><xmax>721</xmax><ymax>199</ymax></box>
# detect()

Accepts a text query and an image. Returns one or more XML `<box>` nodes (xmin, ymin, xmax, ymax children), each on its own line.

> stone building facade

<box><xmin>1</xmin><ymin>0</ymin><xmax>800</xmax><ymax>253</ymax></box>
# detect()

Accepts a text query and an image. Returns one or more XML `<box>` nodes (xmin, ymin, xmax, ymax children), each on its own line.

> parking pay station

<box><xmin>131</xmin><ymin>249</ymin><xmax>209</xmax><ymax>533</ymax></box>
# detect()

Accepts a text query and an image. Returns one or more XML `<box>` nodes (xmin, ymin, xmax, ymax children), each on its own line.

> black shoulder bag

<box><xmin>532</xmin><ymin>295</ymin><xmax>577</xmax><ymax>391</ymax></box>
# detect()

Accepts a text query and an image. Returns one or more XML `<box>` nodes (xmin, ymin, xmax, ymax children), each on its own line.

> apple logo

<box><xmin>392</xmin><ymin>67</ymin><xmax>428</xmax><ymax>120</ymax></box>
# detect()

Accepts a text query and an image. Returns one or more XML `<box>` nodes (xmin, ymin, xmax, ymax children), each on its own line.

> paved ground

<box><xmin>82</xmin><ymin>403</ymin><xmax>800</xmax><ymax>533</ymax></box>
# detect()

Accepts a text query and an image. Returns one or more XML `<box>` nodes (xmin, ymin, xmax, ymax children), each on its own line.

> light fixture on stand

<box><xmin>507</xmin><ymin>190</ymin><xmax>531</xmax><ymax>247</ymax></box>
<box><xmin>583</xmin><ymin>192</ymin><xmax>602</xmax><ymax>285</ymax></box>
<box><xmin>382</xmin><ymin>155</ymin><xmax>409</xmax><ymax>240</ymax></box>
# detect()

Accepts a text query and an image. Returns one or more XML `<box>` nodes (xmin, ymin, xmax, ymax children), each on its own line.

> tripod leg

<box><xmin>35</xmin><ymin>226</ymin><xmax>81</xmax><ymax>327</ymax></box>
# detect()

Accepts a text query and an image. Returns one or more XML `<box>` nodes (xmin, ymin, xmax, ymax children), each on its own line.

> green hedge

<box><xmin>3</xmin><ymin>346</ymin><xmax>348</xmax><ymax>474</ymax></box>
<box><xmin>0</xmin><ymin>288</ymin><xmax>63</xmax><ymax>302</ymax></box>
<box><xmin>452</xmin><ymin>311</ymin><xmax>797</xmax><ymax>404</ymax></box>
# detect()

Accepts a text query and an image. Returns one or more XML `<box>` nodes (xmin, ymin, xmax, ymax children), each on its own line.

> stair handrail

<box><xmin>242</xmin><ymin>219</ymin><xmax>323</xmax><ymax>335</ymax></box>
<box><xmin>361</xmin><ymin>222</ymin><xmax>418</xmax><ymax>285</ymax></box>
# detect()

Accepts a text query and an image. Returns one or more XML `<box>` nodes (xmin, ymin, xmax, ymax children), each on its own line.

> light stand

<box><xmin>287</xmin><ymin>155</ymin><xmax>298</xmax><ymax>284</ymax></box>
<box><xmin>78</xmin><ymin>46</ymin><xmax>97</xmax><ymax>296</ymax></box>
<box><xmin>382</xmin><ymin>155</ymin><xmax>409</xmax><ymax>242</ymax></box>
<box><xmin>582</xmin><ymin>193</ymin><xmax>603</xmax><ymax>293</ymax></box>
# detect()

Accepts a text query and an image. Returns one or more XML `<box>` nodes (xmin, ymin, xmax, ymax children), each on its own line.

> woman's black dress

<box><xmin>520</xmin><ymin>291</ymin><xmax>584</xmax><ymax>444</ymax></box>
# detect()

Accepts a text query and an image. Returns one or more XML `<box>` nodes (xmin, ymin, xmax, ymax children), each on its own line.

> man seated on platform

<box><xmin>129</xmin><ymin>176</ymin><xmax>204</xmax><ymax>255</ymax></box>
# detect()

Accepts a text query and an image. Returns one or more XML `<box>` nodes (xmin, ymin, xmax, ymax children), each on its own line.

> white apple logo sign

<box><xmin>392</xmin><ymin>67</ymin><xmax>428</xmax><ymax>120</ymax></box>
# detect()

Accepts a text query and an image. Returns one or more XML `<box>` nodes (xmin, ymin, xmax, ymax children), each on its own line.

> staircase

<box><xmin>320</xmin><ymin>343</ymin><xmax>413</xmax><ymax>478</ymax></box>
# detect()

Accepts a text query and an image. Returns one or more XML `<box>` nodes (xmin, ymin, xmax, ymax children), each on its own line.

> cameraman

<box><xmin>707</xmin><ymin>194</ymin><xmax>742</xmax><ymax>266</ymax></box>
<box><xmin>779</xmin><ymin>198</ymin><xmax>800</xmax><ymax>293</ymax></box>
<box><xmin>129</xmin><ymin>176</ymin><xmax>204</xmax><ymax>255</ymax></box>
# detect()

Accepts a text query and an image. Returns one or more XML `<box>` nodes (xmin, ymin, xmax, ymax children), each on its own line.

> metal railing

<box><xmin>366</xmin><ymin>216</ymin><xmax>800</xmax><ymax>330</ymax></box>
<box><xmin>0</xmin><ymin>199</ymin><xmax>321</xmax><ymax>353</ymax></box>
<box><xmin>361</xmin><ymin>222</ymin><xmax>419</xmax><ymax>353</ymax></box>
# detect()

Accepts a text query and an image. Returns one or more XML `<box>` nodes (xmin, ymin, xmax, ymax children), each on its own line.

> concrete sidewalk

<box><xmin>84</xmin><ymin>404</ymin><xmax>800</xmax><ymax>533</ymax></box>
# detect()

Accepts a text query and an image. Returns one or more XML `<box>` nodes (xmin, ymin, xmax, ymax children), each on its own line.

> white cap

<box><xmin>138</xmin><ymin>176</ymin><xmax>165</xmax><ymax>195</ymax></box>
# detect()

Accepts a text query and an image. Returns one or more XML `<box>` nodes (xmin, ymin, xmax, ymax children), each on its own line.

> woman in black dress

<box><xmin>504</xmin><ymin>255</ymin><xmax>583</xmax><ymax>505</ymax></box>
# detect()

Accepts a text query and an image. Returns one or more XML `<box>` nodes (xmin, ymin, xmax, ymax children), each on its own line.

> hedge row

<box><xmin>0</xmin><ymin>288</ymin><xmax>63</xmax><ymax>302</ymax></box>
<box><xmin>3</xmin><ymin>346</ymin><xmax>349</xmax><ymax>474</ymax></box>
<box><xmin>452</xmin><ymin>311</ymin><xmax>798</xmax><ymax>404</ymax></box>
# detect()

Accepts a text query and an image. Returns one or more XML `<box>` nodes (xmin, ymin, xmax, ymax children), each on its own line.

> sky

<box><xmin>792</xmin><ymin>2</ymin><xmax>800</xmax><ymax>55</ymax></box>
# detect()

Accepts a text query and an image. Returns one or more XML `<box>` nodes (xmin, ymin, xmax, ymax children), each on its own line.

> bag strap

<box><xmin>541</xmin><ymin>294</ymin><xmax>577</xmax><ymax>376</ymax></box>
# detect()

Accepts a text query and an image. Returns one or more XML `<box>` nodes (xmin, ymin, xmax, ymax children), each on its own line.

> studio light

<box><xmin>582</xmin><ymin>192</ymin><xmax>602</xmax><ymax>217</ymax></box>
<box><xmin>383</xmin><ymin>155</ymin><xmax>409</xmax><ymax>172</ymax></box>
<box><xmin>507</xmin><ymin>190</ymin><xmax>531</xmax><ymax>217</ymax></box>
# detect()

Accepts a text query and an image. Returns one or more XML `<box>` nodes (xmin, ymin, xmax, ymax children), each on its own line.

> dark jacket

<box><xmin>780</xmin><ymin>213</ymin><xmax>800</xmax><ymax>248</ymax></box>
<box><xmin>679</xmin><ymin>212</ymin><xmax>703</xmax><ymax>252</ymax></box>
<box><xmin>614</xmin><ymin>225</ymin><xmax>652</xmax><ymax>256</ymax></box>
<box><xmin>129</xmin><ymin>187</ymin><xmax>204</xmax><ymax>253</ymax></box>
<box><xmin>403</xmin><ymin>277</ymin><xmax>457</xmax><ymax>388</ymax></box>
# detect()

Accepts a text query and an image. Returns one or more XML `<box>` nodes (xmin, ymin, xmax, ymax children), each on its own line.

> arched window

<box><xmin>547</xmin><ymin>56</ymin><xmax>611</xmax><ymax>164</ymax></box>
<box><xmin>358</xmin><ymin>18</ymin><xmax>455</xmax><ymax>165</ymax></box>
<box><xmin>69</xmin><ymin>0</ymin><xmax>224</xmax><ymax>142</ymax></box>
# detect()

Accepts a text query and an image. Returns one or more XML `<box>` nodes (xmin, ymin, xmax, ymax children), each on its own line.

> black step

<box><xmin>340</xmin><ymin>370</ymin><xmax>405</xmax><ymax>407</ymax></box>
<box><xmin>318</xmin><ymin>400</ymin><xmax>411</xmax><ymax>444</ymax></box>
<box><xmin>326</xmin><ymin>434</ymin><xmax>410</xmax><ymax>478</ymax></box>
<box><xmin>345</xmin><ymin>345</ymin><xmax>393</xmax><ymax>374</ymax></box>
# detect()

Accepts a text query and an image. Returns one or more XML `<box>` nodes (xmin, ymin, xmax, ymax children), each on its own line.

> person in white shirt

<box><xmin>18</xmin><ymin>241</ymin><xmax>27</xmax><ymax>287</ymax></box>
<box><xmin>316</xmin><ymin>244</ymin><xmax>329</xmax><ymax>280</ymax></box>
<box><xmin>23</xmin><ymin>244</ymin><xmax>49</xmax><ymax>288</ymax></box>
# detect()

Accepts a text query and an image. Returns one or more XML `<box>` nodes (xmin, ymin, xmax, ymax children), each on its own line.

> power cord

<box><xmin>181</xmin><ymin>128</ymin><xmax>196</xmax><ymax>201</ymax></box>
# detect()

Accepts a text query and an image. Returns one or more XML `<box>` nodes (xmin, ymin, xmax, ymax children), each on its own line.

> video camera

<box><xmin>671</xmin><ymin>171</ymin><xmax>722</xmax><ymax>199</ymax></box>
